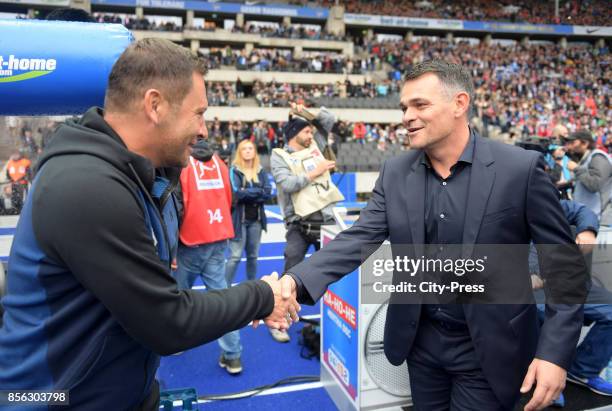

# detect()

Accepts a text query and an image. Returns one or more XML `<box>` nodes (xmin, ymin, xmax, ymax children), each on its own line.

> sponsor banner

<box><xmin>0</xmin><ymin>0</ymin><xmax>69</xmax><ymax>5</ymax></box>
<box><xmin>322</xmin><ymin>274</ymin><xmax>359</xmax><ymax>402</ymax></box>
<box><xmin>0</xmin><ymin>19</ymin><xmax>133</xmax><ymax>115</ymax></box>
<box><xmin>91</xmin><ymin>0</ymin><xmax>186</xmax><ymax>8</ymax></box>
<box><xmin>572</xmin><ymin>26</ymin><xmax>612</xmax><ymax>37</ymax></box>
<box><xmin>323</xmin><ymin>349</ymin><xmax>358</xmax><ymax>400</ymax></box>
<box><xmin>190</xmin><ymin>156</ymin><xmax>225</xmax><ymax>191</ymax></box>
<box><xmin>324</xmin><ymin>288</ymin><xmax>357</xmax><ymax>329</ymax></box>
<box><xmin>463</xmin><ymin>20</ymin><xmax>573</xmax><ymax>35</ymax></box>
<box><xmin>137</xmin><ymin>0</ymin><xmax>186</xmax><ymax>8</ymax></box>
<box><xmin>90</xmin><ymin>0</ymin><xmax>137</xmax><ymax>6</ymax></box>
<box><xmin>344</xmin><ymin>14</ymin><xmax>609</xmax><ymax>37</ymax></box>
<box><xmin>345</xmin><ymin>13</ymin><xmax>462</xmax><ymax>30</ymax></box>
<box><xmin>237</xmin><ymin>3</ymin><xmax>327</xmax><ymax>19</ymax></box>
<box><xmin>321</xmin><ymin>224</ymin><xmax>359</xmax><ymax>404</ymax></box>
<box><xmin>91</xmin><ymin>0</ymin><xmax>328</xmax><ymax>18</ymax></box>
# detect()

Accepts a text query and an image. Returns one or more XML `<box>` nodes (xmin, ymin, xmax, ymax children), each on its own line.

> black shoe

<box><xmin>219</xmin><ymin>355</ymin><xmax>243</xmax><ymax>375</ymax></box>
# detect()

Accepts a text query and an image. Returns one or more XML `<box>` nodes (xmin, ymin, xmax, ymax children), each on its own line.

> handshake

<box><xmin>254</xmin><ymin>272</ymin><xmax>301</xmax><ymax>331</ymax></box>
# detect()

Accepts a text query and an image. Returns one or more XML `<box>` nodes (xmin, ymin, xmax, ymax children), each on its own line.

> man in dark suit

<box><xmin>273</xmin><ymin>61</ymin><xmax>588</xmax><ymax>410</ymax></box>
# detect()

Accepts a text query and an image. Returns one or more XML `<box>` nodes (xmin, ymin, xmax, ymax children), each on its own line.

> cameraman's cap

<box><xmin>283</xmin><ymin>117</ymin><xmax>310</xmax><ymax>140</ymax></box>
<box><xmin>565</xmin><ymin>129</ymin><xmax>594</xmax><ymax>143</ymax></box>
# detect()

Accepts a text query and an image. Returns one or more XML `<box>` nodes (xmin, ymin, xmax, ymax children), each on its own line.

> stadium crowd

<box><xmin>201</xmin><ymin>46</ymin><xmax>378</xmax><ymax>74</ymax></box>
<box><xmin>94</xmin><ymin>0</ymin><xmax>610</xmax><ymax>30</ymax></box>
<box><xmin>93</xmin><ymin>13</ymin><xmax>342</xmax><ymax>39</ymax></box>
<box><xmin>319</xmin><ymin>0</ymin><xmax>610</xmax><ymax>26</ymax></box>
<box><xmin>201</xmin><ymin>36</ymin><xmax>609</xmax><ymax>147</ymax></box>
<box><xmin>231</xmin><ymin>22</ymin><xmax>345</xmax><ymax>41</ymax></box>
<box><xmin>361</xmin><ymin>37</ymin><xmax>610</xmax><ymax>141</ymax></box>
<box><xmin>93</xmin><ymin>13</ymin><xmax>182</xmax><ymax>31</ymax></box>
<box><xmin>207</xmin><ymin>82</ymin><xmax>240</xmax><ymax>107</ymax></box>
<box><xmin>3</xmin><ymin>9</ymin><xmax>610</xmax><ymax>214</ymax></box>
<box><xmin>248</xmin><ymin>79</ymin><xmax>401</xmax><ymax>107</ymax></box>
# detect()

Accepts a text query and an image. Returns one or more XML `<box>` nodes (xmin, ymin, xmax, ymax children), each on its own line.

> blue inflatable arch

<box><xmin>0</xmin><ymin>19</ymin><xmax>133</xmax><ymax>115</ymax></box>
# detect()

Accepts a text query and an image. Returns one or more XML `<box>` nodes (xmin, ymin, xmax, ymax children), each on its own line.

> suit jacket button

<box><xmin>411</xmin><ymin>321</ymin><xmax>417</xmax><ymax>327</ymax></box>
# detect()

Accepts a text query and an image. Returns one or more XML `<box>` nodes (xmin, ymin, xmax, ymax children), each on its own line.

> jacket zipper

<box><xmin>129</xmin><ymin>163</ymin><xmax>172</xmax><ymax>271</ymax></box>
<box><xmin>160</xmin><ymin>176</ymin><xmax>179</xmax><ymax>210</ymax></box>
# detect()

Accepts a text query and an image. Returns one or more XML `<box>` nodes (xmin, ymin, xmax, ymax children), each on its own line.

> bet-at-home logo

<box><xmin>0</xmin><ymin>55</ymin><xmax>57</xmax><ymax>83</ymax></box>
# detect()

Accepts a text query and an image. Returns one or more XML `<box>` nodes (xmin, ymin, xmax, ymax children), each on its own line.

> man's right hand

<box><xmin>307</xmin><ymin>160</ymin><xmax>336</xmax><ymax>181</ymax></box>
<box><xmin>279</xmin><ymin>275</ymin><xmax>297</xmax><ymax>301</ymax></box>
<box><xmin>255</xmin><ymin>272</ymin><xmax>300</xmax><ymax>331</ymax></box>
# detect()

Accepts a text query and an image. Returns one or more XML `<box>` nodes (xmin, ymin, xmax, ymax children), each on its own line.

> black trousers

<box><xmin>283</xmin><ymin>223</ymin><xmax>321</xmax><ymax>272</ymax></box>
<box><xmin>407</xmin><ymin>316</ymin><xmax>510</xmax><ymax>411</ymax></box>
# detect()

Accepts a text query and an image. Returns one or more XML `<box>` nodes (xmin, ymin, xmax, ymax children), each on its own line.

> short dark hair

<box><xmin>404</xmin><ymin>60</ymin><xmax>474</xmax><ymax>114</ymax></box>
<box><xmin>104</xmin><ymin>38</ymin><xmax>207</xmax><ymax>113</ymax></box>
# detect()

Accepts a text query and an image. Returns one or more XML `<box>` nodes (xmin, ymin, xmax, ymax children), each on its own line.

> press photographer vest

<box><xmin>573</xmin><ymin>148</ymin><xmax>612</xmax><ymax>220</ymax></box>
<box><xmin>272</xmin><ymin>141</ymin><xmax>344</xmax><ymax>218</ymax></box>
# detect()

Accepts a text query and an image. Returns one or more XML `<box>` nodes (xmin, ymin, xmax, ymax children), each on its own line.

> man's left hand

<box><xmin>521</xmin><ymin>358</ymin><xmax>566</xmax><ymax>411</ymax></box>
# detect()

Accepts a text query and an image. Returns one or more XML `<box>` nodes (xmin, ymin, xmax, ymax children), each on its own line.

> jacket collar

<box><xmin>404</xmin><ymin>127</ymin><xmax>496</xmax><ymax>246</ymax></box>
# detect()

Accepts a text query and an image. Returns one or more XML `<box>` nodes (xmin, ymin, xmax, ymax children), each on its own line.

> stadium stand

<box><xmin>0</xmin><ymin>0</ymin><xmax>610</xmax><ymax>175</ymax></box>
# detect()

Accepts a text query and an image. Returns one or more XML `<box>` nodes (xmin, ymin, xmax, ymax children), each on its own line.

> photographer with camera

<box><xmin>269</xmin><ymin>105</ymin><xmax>343</xmax><ymax>342</ymax></box>
<box><xmin>564</xmin><ymin>129</ymin><xmax>612</xmax><ymax>226</ymax></box>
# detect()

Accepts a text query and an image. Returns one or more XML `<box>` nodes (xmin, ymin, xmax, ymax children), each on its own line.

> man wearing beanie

<box><xmin>269</xmin><ymin>116</ymin><xmax>337</xmax><ymax>342</ymax></box>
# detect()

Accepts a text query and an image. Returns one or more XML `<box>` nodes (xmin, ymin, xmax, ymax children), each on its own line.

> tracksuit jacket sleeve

<box><xmin>33</xmin><ymin>167</ymin><xmax>274</xmax><ymax>356</ymax></box>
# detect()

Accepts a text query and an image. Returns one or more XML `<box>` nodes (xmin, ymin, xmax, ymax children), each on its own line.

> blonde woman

<box><xmin>226</xmin><ymin>139</ymin><xmax>272</xmax><ymax>286</ymax></box>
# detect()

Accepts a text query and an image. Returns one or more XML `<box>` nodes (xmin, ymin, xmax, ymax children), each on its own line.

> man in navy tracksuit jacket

<box><xmin>0</xmin><ymin>39</ymin><xmax>281</xmax><ymax>410</ymax></box>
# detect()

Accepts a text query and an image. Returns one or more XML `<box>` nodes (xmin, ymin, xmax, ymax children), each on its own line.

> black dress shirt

<box><xmin>422</xmin><ymin>134</ymin><xmax>475</xmax><ymax>325</ymax></box>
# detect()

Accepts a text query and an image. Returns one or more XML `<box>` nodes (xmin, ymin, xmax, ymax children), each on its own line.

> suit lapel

<box><xmin>462</xmin><ymin>136</ymin><xmax>495</xmax><ymax>248</ymax></box>
<box><xmin>406</xmin><ymin>154</ymin><xmax>426</xmax><ymax>245</ymax></box>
